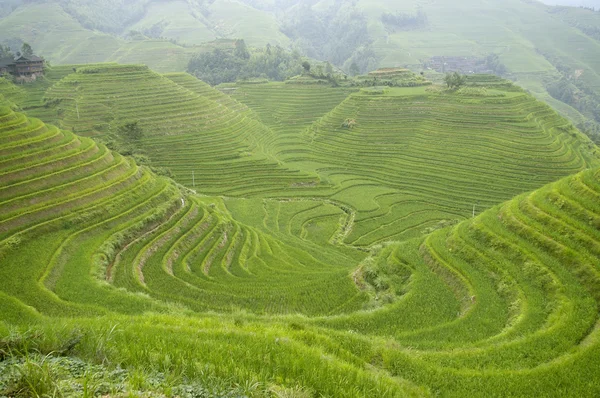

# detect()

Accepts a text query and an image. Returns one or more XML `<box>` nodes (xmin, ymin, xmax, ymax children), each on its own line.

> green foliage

<box><xmin>343</xmin><ymin>45</ymin><xmax>378</xmax><ymax>76</ymax></box>
<box><xmin>301</xmin><ymin>61</ymin><xmax>310</xmax><ymax>73</ymax></box>
<box><xmin>484</xmin><ymin>53</ymin><xmax>507</xmax><ymax>76</ymax></box>
<box><xmin>3</xmin><ymin>355</ymin><xmax>61</xmax><ymax>397</ymax></box>
<box><xmin>547</xmin><ymin>73</ymin><xmax>600</xmax><ymax>143</ymax></box>
<box><xmin>188</xmin><ymin>44</ymin><xmax>303</xmax><ymax>85</ymax></box>
<box><xmin>281</xmin><ymin>2</ymin><xmax>372</xmax><ymax>69</ymax></box>
<box><xmin>444</xmin><ymin>72</ymin><xmax>467</xmax><ymax>89</ymax></box>
<box><xmin>117</xmin><ymin>121</ymin><xmax>144</xmax><ymax>142</ymax></box>
<box><xmin>381</xmin><ymin>9</ymin><xmax>428</xmax><ymax>31</ymax></box>
<box><xmin>0</xmin><ymin>45</ymin><xmax>13</xmax><ymax>59</ymax></box>
<box><xmin>341</xmin><ymin>118</ymin><xmax>357</xmax><ymax>129</ymax></box>
<box><xmin>234</xmin><ymin>39</ymin><xmax>250</xmax><ymax>60</ymax></box>
<box><xmin>20</xmin><ymin>42</ymin><xmax>32</xmax><ymax>57</ymax></box>
<box><xmin>353</xmin><ymin>68</ymin><xmax>431</xmax><ymax>88</ymax></box>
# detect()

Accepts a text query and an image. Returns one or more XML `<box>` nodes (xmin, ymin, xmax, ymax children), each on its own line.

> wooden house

<box><xmin>0</xmin><ymin>54</ymin><xmax>45</xmax><ymax>77</ymax></box>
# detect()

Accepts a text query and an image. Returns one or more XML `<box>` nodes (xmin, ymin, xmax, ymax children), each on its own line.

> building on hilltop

<box><xmin>0</xmin><ymin>54</ymin><xmax>45</xmax><ymax>78</ymax></box>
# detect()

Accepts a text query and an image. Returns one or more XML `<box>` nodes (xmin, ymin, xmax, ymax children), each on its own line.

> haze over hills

<box><xmin>540</xmin><ymin>0</ymin><xmax>600</xmax><ymax>6</ymax></box>
<box><xmin>1</xmin><ymin>1</ymin><xmax>600</xmax><ymax>396</ymax></box>
<box><xmin>3</xmin><ymin>0</ymin><xmax>600</xmax><ymax>143</ymax></box>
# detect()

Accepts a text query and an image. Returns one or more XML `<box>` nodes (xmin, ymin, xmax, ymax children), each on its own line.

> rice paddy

<box><xmin>1</xmin><ymin>69</ymin><xmax>600</xmax><ymax>396</ymax></box>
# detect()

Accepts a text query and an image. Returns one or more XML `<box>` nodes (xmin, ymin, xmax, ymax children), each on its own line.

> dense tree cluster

<box><xmin>539</xmin><ymin>48</ymin><xmax>600</xmax><ymax>144</ymax></box>
<box><xmin>117</xmin><ymin>121</ymin><xmax>144</xmax><ymax>142</ymax></box>
<box><xmin>280</xmin><ymin>2</ymin><xmax>375</xmax><ymax>74</ymax></box>
<box><xmin>0</xmin><ymin>42</ymin><xmax>34</xmax><ymax>60</ymax></box>
<box><xmin>484</xmin><ymin>54</ymin><xmax>507</xmax><ymax>76</ymax></box>
<box><xmin>343</xmin><ymin>45</ymin><xmax>378</xmax><ymax>76</ymax></box>
<box><xmin>0</xmin><ymin>45</ymin><xmax>13</xmax><ymax>59</ymax></box>
<box><xmin>548</xmin><ymin>77</ymin><xmax>600</xmax><ymax>143</ymax></box>
<box><xmin>187</xmin><ymin>40</ymin><xmax>304</xmax><ymax>85</ymax></box>
<box><xmin>444</xmin><ymin>72</ymin><xmax>467</xmax><ymax>89</ymax></box>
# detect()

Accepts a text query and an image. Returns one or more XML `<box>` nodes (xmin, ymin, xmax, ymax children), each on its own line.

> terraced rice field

<box><xmin>1</xmin><ymin>71</ymin><xmax>600</xmax><ymax>396</ymax></box>
<box><xmin>233</xmin><ymin>82</ymin><xmax>599</xmax><ymax>245</ymax></box>
<box><xmin>42</xmin><ymin>64</ymin><xmax>317</xmax><ymax>196</ymax></box>
<box><xmin>0</xmin><ymin>103</ymin><xmax>366</xmax><ymax>318</ymax></box>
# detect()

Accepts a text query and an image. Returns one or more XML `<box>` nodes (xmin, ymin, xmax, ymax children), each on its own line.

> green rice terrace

<box><xmin>1</xmin><ymin>65</ymin><xmax>600</xmax><ymax>397</ymax></box>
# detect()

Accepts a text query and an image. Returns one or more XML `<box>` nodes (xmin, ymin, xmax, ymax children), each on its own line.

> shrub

<box><xmin>341</xmin><ymin>118</ymin><xmax>357</xmax><ymax>129</ymax></box>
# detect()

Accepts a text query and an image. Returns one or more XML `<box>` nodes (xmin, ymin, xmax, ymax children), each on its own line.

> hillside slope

<box><xmin>232</xmin><ymin>78</ymin><xmax>600</xmax><ymax>244</ymax></box>
<box><xmin>3</xmin><ymin>0</ymin><xmax>600</xmax><ymax>138</ymax></box>
<box><xmin>4</xmin><ymin>69</ymin><xmax>598</xmax><ymax>244</ymax></box>
<box><xmin>39</xmin><ymin>64</ymin><xmax>318</xmax><ymax>196</ymax></box>
<box><xmin>0</xmin><ymin>101</ymin><xmax>368</xmax><ymax>317</ymax></box>
<box><xmin>1</xmin><ymin>98</ymin><xmax>600</xmax><ymax>395</ymax></box>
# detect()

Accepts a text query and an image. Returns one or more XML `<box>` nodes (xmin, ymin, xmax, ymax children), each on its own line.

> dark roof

<box><xmin>14</xmin><ymin>55</ymin><xmax>44</xmax><ymax>63</ymax></box>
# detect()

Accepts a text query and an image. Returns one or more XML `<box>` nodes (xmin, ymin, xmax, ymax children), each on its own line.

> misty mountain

<box><xmin>539</xmin><ymin>0</ymin><xmax>600</xmax><ymax>7</ymax></box>
<box><xmin>2</xmin><ymin>0</ymin><xmax>600</xmax><ymax>142</ymax></box>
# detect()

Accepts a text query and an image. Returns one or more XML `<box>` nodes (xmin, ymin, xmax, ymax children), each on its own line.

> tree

<box><xmin>314</xmin><ymin>64</ymin><xmax>324</xmax><ymax>77</ymax></box>
<box><xmin>234</xmin><ymin>39</ymin><xmax>250</xmax><ymax>60</ymax></box>
<box><xmin>349</xmin><ymin>62</ymin><xmax>360</xmax><ymax>77</ymax></box>
<box><xmin>325</xmin><ymin>62</ymin><xmax>334</xmax><ymax>75</ymax></box>
<box><xmin>21</xmin><ymin>42</ymin><xmax>33</xmax><ymax>57</ymax></box>
<box><xmin>187</xmin><ymin>48</ymin><xmax>247</xmax><ymax>85</ymax></box>
<box><xmin>281</xmin><ymin>2</ymin><xmax>371</xmax><ymax>68</ymax></box>
<box><xmin>302</xmin><ymin>61</ymin><xmax>311</xmax><ymax>73</ymax></box>
<box><xmin>485</xmin><ymin>54</ymin><xmax>507</xmax><ymax>76</ymax></box>
<box><xmin>188</xmin><ymin>44</ymin><xmax>304</xmax><ymax>85</ymax></box>
<box><xmin>0</xmin><ymin>45</ymin><xmax>13</xmax><ymax>59</ymax></box>
<box><xmin>444</xmin><ymin>72</ymin><xmax>467</xmax><ymax>90</ymax></box>
<box><xmin>117</xmin><ymin>121</ymin><xmax>144</xmax><ymax>141</ymax></box>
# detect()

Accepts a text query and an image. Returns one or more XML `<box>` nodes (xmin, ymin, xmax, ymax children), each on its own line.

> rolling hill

<box><xmin>37</xmin><ymin>64</ymin><xmax>318</xmax><ymax>196</ymax></box>
<box><xmin>2</xmin><ymin>0</ymin><xmax>600</xmax><ymax>122</ymax></box>
<box><xmin>1</xmin><ymin>1</ymin><xmax>600</xmax><ymax>395</ymax></box>
<box><xmin>1</xmin><ymin>86</ymin><xmax>600</xmax><ymax>395</ymax></box>
<box><xmin>231</xmin><ymin>77</ymin><xmax>599</xmax><ymax>244</ymax></box>
<box><xmin>5</xmin><ymin>67</ymin><xmax>598</xmax><ymax>245</ymax></box>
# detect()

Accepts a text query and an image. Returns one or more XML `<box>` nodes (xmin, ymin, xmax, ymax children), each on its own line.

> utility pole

<box><xmin>192</xmin><ymin>171</ymin><xmax>195</xmax><ymax>188</ymax></box>
<box><xmin>75</xmin><ymin>100</ymin><xmax>80</xmax><ymax>120</ymax></box>
<box><xmin>472</xmin><ymin>200</ymin><xmax>480</xmax><ymax>218</ymax></box>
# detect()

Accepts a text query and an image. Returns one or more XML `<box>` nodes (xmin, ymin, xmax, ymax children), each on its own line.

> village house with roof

<box><xmin>0</xmin><ymin>54</ymin><xmax>45</xmax><ymax>78</ymax></box>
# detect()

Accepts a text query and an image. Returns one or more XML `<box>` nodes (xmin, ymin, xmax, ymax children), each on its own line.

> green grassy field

<box><xmin>231</xmin><ymin>78</ymin><xmax>599</xmax><ymax>245</ymax></box>
<box><xmin>36</xmin><ymin>64</ymin><xmax>317</xmax><ymax>197</ymax></box>
<box><xmin>0</xmin><ymin>2</ymin><xmax>231</xmax><ymax>73</ymax></box>
<box><xmin>0</xmin><ymin>3</ymin><xmax>122</xmax><ymax>64</ymax></box>
<box><xmin>17</xmin><ymin>66</ymin><xmax>598</xmax><ymax>248</ymax></box>
<box><xmin>2</xmin><ymin>0</ymin><xmax>600</xmax><ymax>394</ymax></box>
<box><xmin>1</xmin><ymin>67</ymin><xmax>600</xmax><ymax>396</ymax></box>
<box><xmin>1</xmin><ymin>86</ymin><xmax>600</xmax><ymax>395</ymax></box>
